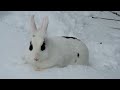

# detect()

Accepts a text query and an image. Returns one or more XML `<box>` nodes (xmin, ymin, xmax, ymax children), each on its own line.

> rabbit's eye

<box><xmin>41</xmin><ymin>40</ymin><xmax>46</xmax><ymax>51</ymax></box>
<box><xmin>29</xmin><ymin>41</ymin><xmax>33</xmax><ymax>51</ymax></box>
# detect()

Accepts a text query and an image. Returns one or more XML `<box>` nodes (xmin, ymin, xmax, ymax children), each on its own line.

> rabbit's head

<box><xmin>28</xmin><ymin>15</ymin><xmax>49</xmax><ymax>62</ymax></box>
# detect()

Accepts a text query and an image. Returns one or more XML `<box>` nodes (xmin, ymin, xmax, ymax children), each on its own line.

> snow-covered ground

<box><xmin>0</xmin><ymin>11</ymin><xmax>120</xmax><ymax>79</ymax></box>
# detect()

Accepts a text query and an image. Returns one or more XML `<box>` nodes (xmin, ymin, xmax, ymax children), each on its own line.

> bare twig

<box><xmin>92</xmin><ymin>16</ymin><xmax>120</xmax><ymax>22</ymax></box>
<box><xmin>110</xmin><ymin>27</ymin><xmax>120</xmax><ymax>30</ymax></box>
<box><xmin>109</xmin><ymin>11</ymin><xmax>120</xmax><ymax>17</ymax></box>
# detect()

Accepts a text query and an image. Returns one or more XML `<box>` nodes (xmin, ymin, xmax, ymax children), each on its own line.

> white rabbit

<box><xmin>23</xmin><ymin>15</ymin><xmax>89</xmax><ymax>71</ymax></box>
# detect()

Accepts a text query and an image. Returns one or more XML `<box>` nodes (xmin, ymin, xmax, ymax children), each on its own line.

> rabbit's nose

<box><xmin>34</xmin><ymin>58</ymin><xmax>39</xmax><ymax>61</ymax></box>
<box><xmin>34</xmin><ymin>53</ymin><xmax>39</xmax><ymax>61</ymax></box>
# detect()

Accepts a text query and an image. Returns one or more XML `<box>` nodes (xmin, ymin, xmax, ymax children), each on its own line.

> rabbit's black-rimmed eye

<box><xmin>41</xmin><ymin>40</ymin><xmax>46</xmax><ymax>51</ymax></box>
<box><xmin>29</xmin><ymin>41</ymin><xmax>33</xmax><ymax>51</ymax></box>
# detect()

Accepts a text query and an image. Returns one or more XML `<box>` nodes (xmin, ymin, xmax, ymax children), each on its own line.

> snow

<box><xmin>0</xmin><ymin>11</ymin><xmax>120</xmax><ymax>79</ymax></box>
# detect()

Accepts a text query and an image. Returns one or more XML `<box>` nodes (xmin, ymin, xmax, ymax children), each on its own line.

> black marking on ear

<box><xmin>77</xmin><ymin>53</ymin><xmax>79</xmax><ymax>58</ymax></box>
<box><xmin>41</xmin><ymin>40</ymin><xmax>46</xmax><ymax>51</ymax></box>
<box><xmin>62</xmin><ymin>36</ymin><xmax>80</xmax><ymax>41</ymax></box>
<box><xmin>29</xmin><ymin>41</ymin><xmax>33</xmax><ymax>51</ymax></box>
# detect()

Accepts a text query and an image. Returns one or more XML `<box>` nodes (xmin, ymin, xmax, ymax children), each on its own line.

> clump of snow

<box><xmin>0</xmin><ymin>11</ymin><xmax>120</xmax><ymax>79</ymax></box>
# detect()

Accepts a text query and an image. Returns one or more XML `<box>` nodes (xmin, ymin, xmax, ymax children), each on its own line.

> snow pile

<box><xmin>0</xmin><ymin>11</ymin><xmax>120</xmax><ymax>79</ymax></box>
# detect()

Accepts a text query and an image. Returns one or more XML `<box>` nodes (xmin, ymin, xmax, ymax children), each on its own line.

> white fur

<box><xmin>23</xmin><ymin>15</ymin><xmax>89</xmax><ymax>71</ymax></box>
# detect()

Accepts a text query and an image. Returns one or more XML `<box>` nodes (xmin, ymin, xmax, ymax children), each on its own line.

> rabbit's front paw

<box><xmin>34</xmin><ymin>67</ymin><xmax>44</xmax><ymax>71</ymax></box>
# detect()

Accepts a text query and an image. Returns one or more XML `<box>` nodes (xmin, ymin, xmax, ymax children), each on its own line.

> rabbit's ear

<box><xmin>39</xmin><ymin>16</ymin><xmax>49</xmax><ymax>32</ymax></box>
<box><xmin>30</xmin><ymin>15</ymin><xmax>37</xmax><ymax>32</ymax></box>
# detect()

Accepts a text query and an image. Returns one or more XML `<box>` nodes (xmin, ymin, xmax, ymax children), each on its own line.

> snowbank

<box><xmin>0</xmin><ymin>11</ymin><xmax>120</xmax><ymax>79</ymax></box>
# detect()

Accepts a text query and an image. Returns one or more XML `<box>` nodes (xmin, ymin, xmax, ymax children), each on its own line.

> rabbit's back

<box><xmin>46</xmin><ymin>36</ymin><xmax>89</xmax><ymax>66</ymax></box>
